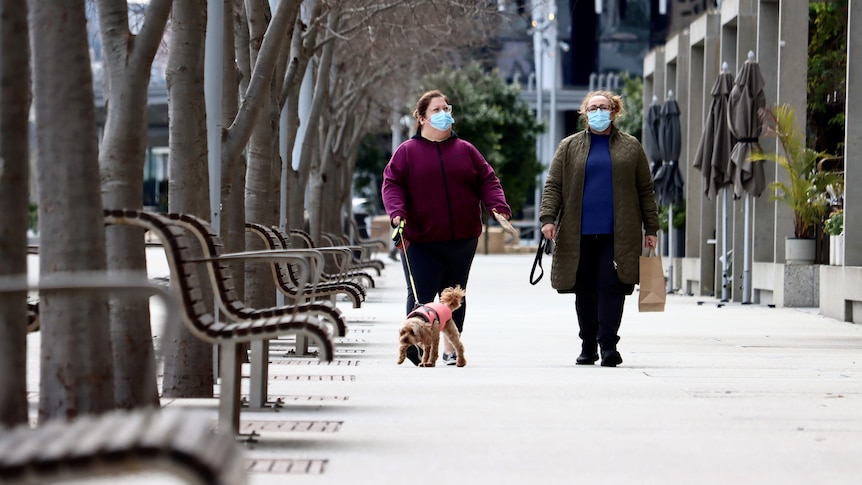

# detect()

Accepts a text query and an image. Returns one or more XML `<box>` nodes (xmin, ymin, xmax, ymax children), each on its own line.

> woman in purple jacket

<box><xmin>382</xmin><ymin>89</ymin><xmax>512</xmax><ymax>366</ymax></box>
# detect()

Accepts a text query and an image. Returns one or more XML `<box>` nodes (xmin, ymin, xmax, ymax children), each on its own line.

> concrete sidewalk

<box><xmin>26</xmin><ymin>252</ymin><xmax>862</xmax><ymax>484</ymax></box>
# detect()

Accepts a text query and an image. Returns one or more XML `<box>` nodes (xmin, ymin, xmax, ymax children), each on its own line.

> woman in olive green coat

<box><xmin>539</xmin><ymin>91</ymin><xmax>659</xmax><ymax>367</ymax></box>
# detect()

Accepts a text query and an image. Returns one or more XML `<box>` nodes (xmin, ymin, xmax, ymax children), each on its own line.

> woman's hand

<box><xmin>645</xmin><ymin>235</ymin><xmax>657</xmax><ymax>248</ymax></box>
<box><xmin>541</xmin><ymin>223</ymin><xmax>556</xmax><ymax>241</ymax></box>
<box><xmin>391</xmin><ymin>216</ymin><xmax>403</xmax><ymax>227</ymax></box>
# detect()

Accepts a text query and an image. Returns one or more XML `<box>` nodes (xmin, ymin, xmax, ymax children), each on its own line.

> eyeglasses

<box><xmin>586</xmin><ymin>104</ymin><xmax>612</xmax><ymax>113</ymax></box>
<box><xmin>427</xmin><ymin>104</ymin><xmax>453</xmax><ymax>115</ymax></box>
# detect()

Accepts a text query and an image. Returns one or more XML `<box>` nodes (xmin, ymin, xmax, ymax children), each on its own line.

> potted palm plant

<box><xmin>749</xmin><ymin>104</ymin><xmax>843</xmax><ymax>264</ymax></box>
<box><xmin>824</xmin><ymin>209</ymin><xmax>844</xmax><ymax>265</ymax></box>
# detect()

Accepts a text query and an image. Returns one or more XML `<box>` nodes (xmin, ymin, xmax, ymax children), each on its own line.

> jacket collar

<box><xmin>412</xmin><ymin>128</ymin><xmax>459</xmax><ymax>142</ymax></box>
<box><xmin>584</xmin><ymin>124</ymin><xmax>619</xmax><ymax>138</ymax></box>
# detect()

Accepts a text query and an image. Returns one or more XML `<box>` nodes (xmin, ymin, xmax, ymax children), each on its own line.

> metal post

<box><xmin>205</xmin><ymin>0</ymin><xmax>223</xmax><ymax>234</ymax></box>
<box><xmin>548</xmin><ymin>31</ymin><xmax>557</xmax><ymax>214</ymax></box>
<box><xmin>205</xmin><ymin>0</ymin><xmax>224</xmax><ymax>383</ymax></box>
<box><xmin>742</xmin><ymin>193</ymin><xmax>752</xmax><ymax>303</ymax></box>
<box><xmin>533</xmin><ymin>60</ymin><xmax>542</xmax><ymax>243</ymax></box>
<box><xmin>721</xmin><ymin>188</ymin><xmax>729</xmax><ymax>302</ymax></box>
<box><xmin>667</xmin><ymin>204</ymin><xmax>674</xmax><ymax>293</ymax></box>
<box><xmin>532</xmin><ymin>2</ymin><xmax>545</xmax><ymax>245</ymax></box>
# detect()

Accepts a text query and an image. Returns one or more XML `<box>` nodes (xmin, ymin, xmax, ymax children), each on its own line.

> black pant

<box><xmin>574</xmin><ymin>234</ymin><xmax>634</xmax><ymax>351</ymax></box>
<box><xmin>400</xmin><ymin>238</ymin><xmax>478</xmax><ymax>333</ymax></box>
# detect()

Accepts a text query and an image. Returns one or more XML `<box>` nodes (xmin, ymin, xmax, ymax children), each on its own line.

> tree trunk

<box><xmin>0</xmin><ymin>0</ymin><xmax>30</xmax><ymax>427</ymax></box>
<box><xmin>221</xmin><ymin>0</ymin><xmax>244</xmax><ymax>298</ymax></box>
<box><xmin>302</xmin><ymin>10</ymin><xmax>338</xmax><ymax>244</ymax></box>
<box><xmin>282</xmin><ymin>1</ymin><xmax>320</xmax><ymax>232</ymax></box>
<box><xmin>163</xmin><ymin>0</ymin><xmax>214</xmax><ymax>398</ymax></box>
<box><xmin>243</xmin><ymin>0</ymin><xmax>277</xmax><ymax>309</ymax></box>
<box><xmin>96</xmin><ymin>0</ymin><xmax>172</xmax><ymax>410</ymax></box>
<box><xmin>220</xmin><ymin>0</ymin><xmax>254</xmax><ymax>362</ymax></box>
<box><xmin>30</xmin><ymin>0</ymin><xmax>115</xmax><ymax>422</ymax></box>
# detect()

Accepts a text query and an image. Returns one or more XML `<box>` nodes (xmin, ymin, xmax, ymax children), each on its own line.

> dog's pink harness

<box><xmin>408</xmin><ymin>302</ymin><xmax>452</xmax><ymax>330</ymax></box>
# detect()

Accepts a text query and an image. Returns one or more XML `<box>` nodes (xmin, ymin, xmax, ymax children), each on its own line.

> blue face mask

<box><xmin>587</xmin><ymin>109</ymin><xmax>612</xmax><ymax>131</ymax></box>
<box><xmin>429</xmin><ymin>111</ymin><xmax>455</xmax><ymax>131</ymax></box>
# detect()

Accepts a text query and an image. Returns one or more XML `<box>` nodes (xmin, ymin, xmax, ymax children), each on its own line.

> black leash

<box><xmin>392</xmin><ymin>221</ymin><xmax>419</xmax><ymax>303</ymax></box>
<box><xmin>529</xmin><ymin>236</ymin><xmax>547</xmax><ymax>285</ymax></box>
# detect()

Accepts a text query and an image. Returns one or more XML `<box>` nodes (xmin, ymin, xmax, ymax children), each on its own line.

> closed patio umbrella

<box><xmin>729</xmin><ymin>52</ymin><xmax>767</xmax><ymax>199</ymax></box>
<box><xmin>728</xmin><ymin>51</ymin><xmax>766</xmax><ymax>304</ymax></box>
<box><xmin>654</xmin><ymin>92</ymin><xmax>684</xmax><ymax>292</ymax></box>
<box><xmin>693</xmin><ymin>65</ymin><xmax>735</xmax><ymax>200</ymax></box>
<box><xmin>644</xmin><ymin>97</ymin><xmax>663</xmax><ymax>178</ymax></box>
<box><xmin>654</xmin><ymin>93</ymin><xmax>683</xmax><ymax>208</ymax></box>
<box><xmin>692</xmin><ymin>63</ymin><xmax>735</xmax><ymax>301</ymax></box>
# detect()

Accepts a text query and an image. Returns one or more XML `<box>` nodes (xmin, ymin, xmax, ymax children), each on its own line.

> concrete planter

<box><xmin>785</xmin><ymin>237</ymin><xmax>816</xmax><ymax>265</ymax></box>
<box><xmin>829</xmin><ymin>234</ymin><xmax>844</xmax><ymax>266</ymax></box>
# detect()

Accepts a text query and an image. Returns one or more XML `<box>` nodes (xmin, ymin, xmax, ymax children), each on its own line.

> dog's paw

<box><xmin>457</xmin><ymin>358</ymin><xmax>466</xmax><ymax>367</ymax></box>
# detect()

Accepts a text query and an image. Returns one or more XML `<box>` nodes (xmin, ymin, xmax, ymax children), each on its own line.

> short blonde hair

<box><xmin>579</xmin><ymin>90</ymin><xmax>625</xmax><ymax>125</ymax></box>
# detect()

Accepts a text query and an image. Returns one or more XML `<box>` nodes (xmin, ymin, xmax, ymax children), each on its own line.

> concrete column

<box><xmin>654</xmin><ymin>48</ymin><xmax>666</xmax><ymax>105</ymax></box>
<box><xmin>674</xmin><ymin>30</ymin><xmax>690</xmax><ymax>235</ymax></box>
<box><xmin>754</xmin><ymin>0</ymin><xmax>779</xmax><ymax>267</ymax></box>
<box><xmin>845</xmin><ymin>0</ymin><xmax>862</xmax><ymax>267</ymax></box>
<box><xmin>690</xmin><ymin>12</ymin><xmax>721</xmax><ymax>296</ymax></box>
<box><xmin>773</xmin><ymin>0</ymin><xmax>808</xmax><ymax>263</ymax></box>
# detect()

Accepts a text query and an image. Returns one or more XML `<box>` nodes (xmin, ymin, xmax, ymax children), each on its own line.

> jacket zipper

<box><xmin>437</xmin><ymin>143</ymin><xmax>455</xmax><ymax>239</ymax></box>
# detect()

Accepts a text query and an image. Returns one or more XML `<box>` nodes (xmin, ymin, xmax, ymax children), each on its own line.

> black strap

<box><xmin>529</xmin><ymin>236</ymin><xmax>546</xmax><ymax>285</ymax></box>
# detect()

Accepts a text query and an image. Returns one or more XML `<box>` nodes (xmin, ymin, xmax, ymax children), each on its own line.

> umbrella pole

<box><xmin>721</xmin><ymin>188</ymin><xmax>730</xmax><ymax>302</ymax></box>
<box><xmin>667</xmin><ymin>205</ymin><xmax>674</xmax><ymax>294</ymax></box>
<box><xmin>742</xmin><ymin>193</ymin><xmax>752</xmax><ymax>304</ymax></box>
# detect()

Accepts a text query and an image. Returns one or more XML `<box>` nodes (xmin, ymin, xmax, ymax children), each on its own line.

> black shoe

<box><xmin>405</xmin><ymin>345</ymin><xmax>422</xmax><ymax>366</ymax></box>
<box><xmin>576</xmin><ymin>352</ymin><xmax>599</xmax><ymax>365</ymax></box>
<box><xmin>600</xmin><ymin>350</ymin><xmax>623</xmax><ymax>367</ymax></box>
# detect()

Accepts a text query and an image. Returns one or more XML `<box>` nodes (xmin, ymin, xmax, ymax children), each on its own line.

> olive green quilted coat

<box><xmin>539</xmin><ymin>127</ymin><xmax>660</xmax><ymax>289</ymax></box>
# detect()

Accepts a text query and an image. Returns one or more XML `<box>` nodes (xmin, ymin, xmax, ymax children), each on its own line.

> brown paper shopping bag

<box><xmin>638</xmin><ymin>248</ymin><xmax>666</xmax><ymax>312</ymax></box>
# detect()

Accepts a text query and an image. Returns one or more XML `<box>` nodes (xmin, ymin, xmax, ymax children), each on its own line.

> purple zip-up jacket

<box><xmin>382</xmin><ymin>133</ymin><xmax>511</xmax><ymax>243</ymax></box>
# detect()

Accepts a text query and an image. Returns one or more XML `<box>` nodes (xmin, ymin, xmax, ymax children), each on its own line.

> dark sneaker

<box><xmin>600</xmin><ymin>350</ymin><xmax>623</xmax><ymax>367</ymax></box>
<box><xmin>576</xmin><ymin>352</ymin><xmax>599</xmax><ymax>365</ymax></box>
<box><xmin>406</xmin><ymin>345</ymin><xmax>422</xmax><ymax>366</ymax></box>
<box><xmin>442</xmin><ymin>352</ymin><xmax>457</xmax><ymax>366</ymax></box>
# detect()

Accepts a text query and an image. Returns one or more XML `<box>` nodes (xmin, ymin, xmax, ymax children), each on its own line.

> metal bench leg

<box><xmin>219</xmin><ymin>341</ymin><xmax>243</xmax><ymax>434</ymax></box>
<box><xmin>248</xmin><ymin>340</ymin><xmax>269</xmax><ymax>409</ymax></box>
<box><xmin>295</xmin><ymin>335</ymin><xmax>310</xmax><ymax>356</ymax></box>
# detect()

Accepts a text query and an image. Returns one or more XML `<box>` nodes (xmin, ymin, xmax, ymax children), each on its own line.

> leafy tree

<box><xmin>617</xmin><ymin>71</ymin><xmax>643</xmax><ymax>141</ymax></box>
<box><xmin>808</xmin><ymin>1</ymin><xmax>847</xmax><ymax>154</ymax></box>
<box><xmin>353</xmin><ymin>130</ymin><xmax>391</xmax><ymax>215</ymax></box>
<box><xmin>416</xmin><ymin>62</ymin><xmax>544</xmax><ymax>216</ymax></box>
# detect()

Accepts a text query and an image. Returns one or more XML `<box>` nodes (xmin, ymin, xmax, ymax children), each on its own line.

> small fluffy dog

<box><xmin>397</xmin><ymin>285</ymin><xmax>467</xmax><ymax>367</ymax></box>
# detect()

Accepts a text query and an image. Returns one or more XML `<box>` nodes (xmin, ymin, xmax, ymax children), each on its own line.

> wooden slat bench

<box><xmin>0</xmin><ymin>272</ymin><xmax>178</xmax><ymax>335</ymax></box>
<box><xmin>347</xmin><ymin>216</ymin><xmax>388</xmax><ymax>254</ymax></box>
<box><xmin>321</xmin><ymin>230</ymin><xmax>385</xmax><ymax>276</ymax></box>
<box><xmin>160</xmin><ymin>212</ymin><xmax>355</xmax><ymax>410</ymax></box>
<box><xmin>0</xmin><ymin>408</ymin><xmax>247</xmax><ymax>485</ymax></box>
<box><xmin>162</xmin><ymin>212</ymin><xmax>347</xmax><ymax>338</ymax></box>
<box><xmin>288</xmin><ymin>228</ymin><xmax>377</xmax><ymax>288</ymax></box>
<box><xmin>245</xmin><ymin>222</ymin><xmax>366</xmax><ymax>309</ymax></box>
<box><xmin>104</xmin><ymin>209</ymin><xmax>335</xmax><ymax>433</ymax></box>
<box><xmin>0</xmin><ymin>275</ymin><xmax>242</xmax><ymax>483</ymax></box>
